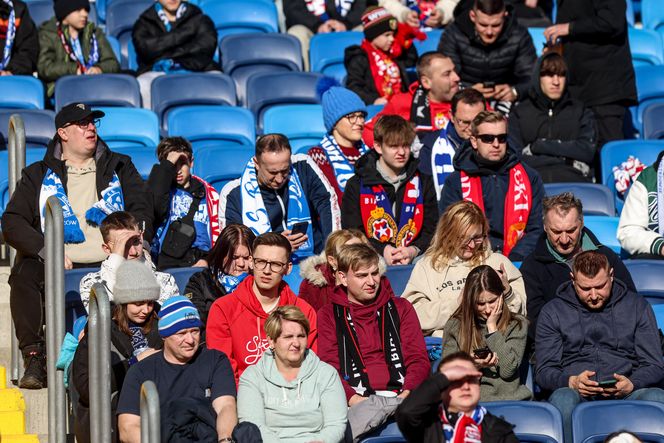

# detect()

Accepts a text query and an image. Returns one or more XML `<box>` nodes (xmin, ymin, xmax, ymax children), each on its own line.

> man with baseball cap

<box><xmin>117</xmin><ymin>296</ymin><xmax>238</xmax><ymax>442</ymax></box>
<box><xmin>1</xmin><ymin>102</ymin><xmax>152</xmax><ymax>389</ymax></box>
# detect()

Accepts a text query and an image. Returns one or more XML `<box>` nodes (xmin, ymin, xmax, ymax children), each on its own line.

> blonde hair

<box><xmin>324</xmin><ymin>229</ymin><xmax>368</xmax><ymax>264</ymax></box>
<box><xmin>264</xmin><ymin>305</ymin><xmax>310</xmax><ymax>340</ymax></box>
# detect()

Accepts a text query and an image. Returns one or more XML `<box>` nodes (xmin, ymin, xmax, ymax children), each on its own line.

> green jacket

<box><xmin>37</xmin><ymin>18</ymin><xmax>120</xmax><ymax>97</ymax></box>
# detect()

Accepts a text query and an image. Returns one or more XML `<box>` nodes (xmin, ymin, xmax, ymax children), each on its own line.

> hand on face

<box><xmin>485</xmin><ymin>294</ymin><xmax>503</xmax><ymax>332</ymax></box>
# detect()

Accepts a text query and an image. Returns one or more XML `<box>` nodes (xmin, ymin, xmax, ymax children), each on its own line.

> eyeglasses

<box><xmin>476</xmin><ymin>133</ymin><xmax>507</xmax><ymax>144</ymax></box>
<box><xmin>345</xmin><ymin>112</ymin><xmax>366</xmax><ymax>125</ymax></box>
<box><xmin>253</xmin><ymin>258</ymin><xmax>288</xmax><ymax>273</ymax></box>
<box><xmin>66</xmin><ymin>118</ymin><xmax>100</xmax><ymax>129</ymax></box>
<box><xmin>463</xmin><ymin>234</ymin><xmax>486</xmax><ymax>245</ymax></box>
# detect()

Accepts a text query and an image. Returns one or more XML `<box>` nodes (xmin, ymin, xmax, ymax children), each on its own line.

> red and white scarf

<box><xmin>460</xmin><ymin>163</ymin><xmax>531</xmax><ymax>257</ymax></box>
<box><xmin>440</xmin><ymin>405</ymin><xmax>486</xmax><ymax>443</ymax></box>
<box><xmin>361</xmin><ymin>39</ymin><xmax>402</xmax><ymax>100</ymax></box>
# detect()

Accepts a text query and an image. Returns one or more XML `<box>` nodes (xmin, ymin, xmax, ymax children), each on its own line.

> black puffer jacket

<box><xmin>0</xmin><ymin>0</ymin><xmax>38</xmax><ymax>75</ymax></box>
<box><xmin>184</xmin><ymin>267</ymin><xmax>225</xmax><ymax>335</ymax></box>
<box><xmin>132</xmin><ymin>3</ymin><xmax>219</xmax><ymax>75</ymax></box>
<box><xmin>284</xmin><ymin>0</ymin><xmax>366</xmax><ymax>33</ymax></box>
<box><xmin>509</xmin><ymin>52</ymin><xmax>597</xmax><ymax>183</ymax></box>
<box><xmin>438</xmin><ymin>6</ymin><xmax>536</xmax><ymax>99</ymax></box>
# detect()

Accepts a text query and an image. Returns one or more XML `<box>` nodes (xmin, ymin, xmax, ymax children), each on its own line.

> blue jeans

<box><xmin>549</xmin><ymin>387</ymin><xmax>664</xmax><ymax>443</ymax></box>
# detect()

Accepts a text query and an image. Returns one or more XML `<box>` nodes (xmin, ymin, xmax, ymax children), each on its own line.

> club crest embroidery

<box><xmin>367</xmin><ymin>207</ymin><xmax>397</xmax><ymax>242</ymax></box>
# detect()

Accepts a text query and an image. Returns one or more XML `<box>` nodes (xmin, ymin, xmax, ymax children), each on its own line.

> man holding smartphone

<box><xmin>535</xmin><ymin>250</ymin><xmax>664</xmax><ymax>443</ymax></box>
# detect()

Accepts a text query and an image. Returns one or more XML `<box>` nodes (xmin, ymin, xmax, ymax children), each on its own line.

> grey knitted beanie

<box><xmin>113</xmin><ymin>260</ymin><xmax>161</xmax><ymax>305</ymax></box>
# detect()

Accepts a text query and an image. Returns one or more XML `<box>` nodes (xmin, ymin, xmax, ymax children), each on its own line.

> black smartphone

<box><xmin>483</xmin><ymin>81</ymin><xmax>496</xmax><ymax>89</ymax></box>
<box><xmin>598</xmin><ymin>379</ymin><xmax>618</xmax><ymax>388</ymax></box>
<box><xmin>473</xmin><ymin>347</ymin><xmax>492</xmax><ymax>359</ymax></box>
<box><xmin>290</xmin><ymin>222</ymin><xmax>309</xmax><ymax>236</ymax></box>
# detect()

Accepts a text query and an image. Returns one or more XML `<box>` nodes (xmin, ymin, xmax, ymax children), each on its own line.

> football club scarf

<box><xmin>430</xmin><ymin>123</ymin><xmax>456</xmax><ymax>200</ymax></box>
<box><xmin>440</xmin><ymin>405</ymin><xmax>486</xmax><ymax>443</ymax></box>
<box><xmin>319</xmin><ymin>134</ymin><xmax>367</xmax><ymax>192</ymax></box>
<box><xmin>0</xmin><ymin>0</ymin><xmax>16</xmax><ymax>71</ymax></box>
<box><xmin>359</xmin><ymin>175</ymin><xmax>424</xmax><ymax>247</ymax></box>
<box><xmin>57</xmin><ymin>23</ymin><xmax>99</xmax><ymax>73</ymax></box>
<box><xmin>361</xmin><ymin>39</ymin><xmax>402</xmax><ymax>100</ymax></box>
<box><xmin>218</xmin><ymin>271</ymin><xmax>248</xmax><ymax>294</ymax></box>
<box><xmin>305</xmin><ymin>0</ymin><xmax>354</xmax><ymax>19</ymax></box>
<box><xmin>155</xmin><ymin>0</ymin><xmax>187</xmax><ymax>31</ymax></box>
<box><xmin>657</xmin><ymin>158</ymin><xmax>664</xmax><ymax>237</ymax></box>
<box><xmin>460</xmin><ymin>163</ymin><xmax>531</xmax><ymax>257</ymax></box>
<box><xmin>240</xmin><ymin>157</ymin><xmax>314</xmax><ymax>258</ymax></box>
<box><xmin>410</xmin><ymin>84</ymin><xmax>451</xmax><ymax>133</ymax></box>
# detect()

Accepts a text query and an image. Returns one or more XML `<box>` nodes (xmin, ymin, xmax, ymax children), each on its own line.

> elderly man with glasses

<box><xmin>1</xmin><ymin>103</ymin><xmax>151</xmax><ymax>389</ymax></box>
<box><xmin>439</xmin><ymin>110</ymin><xmax>544</xmax><ymax>262</ymax></box>
<box><xmin>206</xmin><ymin>232</ymin><xmax>318</xmax><ymax>384</ymax></box>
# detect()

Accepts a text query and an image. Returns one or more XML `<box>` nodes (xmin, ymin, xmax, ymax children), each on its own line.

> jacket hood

<box><xmin>452</xmin><ymin>143</ymin><xmax>520</xmax><ymax>175</ymax></box>
<box><xmin>233</xmin><ymin>275</ymin><xmax>299</xmax><ymax>318</ymax></box>
<box><xmin>455</xmin><ymin>5</ymin><xmax>517</xmax><ymax>48</ymax></box>
<box><xmin>300</xmin><ymin>252</ymin><xmax>388</xmax><ymax>287</ymax></box>
<box><xmin>45</xmin><ymin>136</ymin><xmax>110</xmax><ymax>171</ymax></box>
<box><xmin>528</xmin><ymin>52</ymin><xmax>572</xmax><ymax>110</ymax></box>
<box><xmin>532</xmin><ymin>227</ymin><xmax>603</xmax><ymax>263</ymax></box>
<box><xmin>329</xmin><ymin>275</ymin><xmax>394</xmax><ymax>309</ymax></box>
<box><xmin>355</xmin><ymin>149</ymin><xmax>420</xmax><ymax>185</ymax></box>
<box><xmin>253</xmin><ymin>348</ymin><xmax>322</xmax><ymax>389</ymax></box>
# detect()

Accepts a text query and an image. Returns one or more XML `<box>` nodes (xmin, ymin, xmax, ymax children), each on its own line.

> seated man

<box><xmin>520</xmin><ymin>193</ymin><xmax>635</xmax><ymax>349</ymax></box>
<box><xmin>309</xmin><ymin>82</ymin><xmax>368</xmax><ymax>204</ymax></box>
<box><xmin>79</xmin><ymin>211</ymin><xmax>178</xmax><ymax>309</ymax></box>
<box><xmin>206</xmin><ymin>232</ymin><xmax>317</xmax><ymax>383</ymax></box>
<box><xmin>396</xmin><ymin>352</ymin><xmax>519</xmax><ymax>443</ymax></box>
<box><xmin>148</xmin><ymin>137</ymin><xmax>220</xmax><ymax>269</ymax></box>
<box><xmin>440</xmin><ymin>110</ymin><xmax>544</xmax><ymax>261</ymax></box>
<box><xmin>438</xmin><ymin>0</ymin><xmax>536</xmax><ymax>113</ymax></box>
<box><xmin>418</xmin><ymin>88</ymin><xmax>486</xmax><ymax>199</ymax></box>
<box><xmin>220</xmin><ymin>133</ymin><xmax>341</xmax><ymax>261</ymax></box>
<box><xmin>536</xmin><ymin>250</ymin><xmax>664</xmax><ymax>443</ymax></box>
<box><xmin>342</xmin><ymin>115</ymin><xmax>438</xmax><ymax>265</ymax></box>
<box><xmin>318</xmin><ymin>243</ymin><xmax>430</xmax><ymax>437</ymax></box>
<box><xmin>0</xmin><ymin>0</ymin><xmax>38</xmax><ymax>76</ymax></box>
<box><xmin>618</xmin><ymin>150</ymin><xmax>664</xmax><ymax>260</ymax></box>
<box><xmin>1</xmin><ymin>103</ymin><xmax>151</xmax><ymax>389</ymax></box>
<box><xmin>362</xmin><ymin>51</ymin><xmax>460</xmax><ymax>146</ymax></box>
<box><xmin>132</xmin><ymin>0</ymin><xmax>219</xmax><ymax>108</ymax></box>
<box><xmin>117</xmin><ymin>296</ymin><xmax>238</xmax><ymax>442</ymax></box>
<box><xmin>509</xmin><ymin>52</ymin><xmax>597</xmax><ymax>183</ymax></box>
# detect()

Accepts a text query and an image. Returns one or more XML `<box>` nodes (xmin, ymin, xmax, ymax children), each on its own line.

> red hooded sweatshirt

<box><xmin>317</xmin><ymin>276</ymin><xmax>430</xmax><ymax>402</ymax></box>
<box><xmin>206</xmin><ymin>275</ymin><xmax>318</xmax><ymax>383</ymax></box>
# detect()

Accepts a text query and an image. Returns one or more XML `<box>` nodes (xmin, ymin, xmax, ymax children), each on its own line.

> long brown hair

<box><xmin>451</xmin><ymin>265</ymin><xmax>522</xmax><ymax>353</ymax></box>
<box><xmin>113</xmin><ymin>302</ymin><xmax>158</xmax><ymax>336</ymax></box>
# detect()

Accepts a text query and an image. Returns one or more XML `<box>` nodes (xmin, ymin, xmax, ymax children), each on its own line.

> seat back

<box><xmin>572</xmin><ymin>400</ymin><xmax>664</xmax><ymax>443</ymax></box>
<box><xmin>262</xmin><ymin>104</ymin><xmax>325</xmax><ymax>149</ymax></box>
<box><xmin>193</xmin><ymin>145</ymin><xmax>254</xmax><ymax>192</ymax></box>
<box><xmin>283</xmin><ymin>264</ymin><xmax>303</xmax><ymax>295</ymax></box>
<box><xmin>633</xmin><ymin>65</ymin><xmax>664</xmax><ymax>132</ymax></box>
<box><xmin>629</xmin><ymin>28</ymin><xmax>664</xmax><ymax>67</ymax></box>
<box><xmin>0</xmin><ymin>148</ymin><xmax>47</xmax><ymax>217</ymax></box>
<box><xmin>64</xmin><ymin>268</ymin><xmax>97</xmax><ymax>332</ymax></box>
<box><xmin>109</xmin><ymin>146</ymin><xmax>157</xmax><ymax>179</ymax></box>
<box><xmin>0</xmin><ymin>76</ymin><xmax>44</xmax><ymax>109</ymax></box>
<box><xmin>168</xmin><ymin>106</ymin><xmax>255</xmax><ymax>152</ymax></box>
<box><xmin>582</xmin><ymin>216</ymin><xmax>623</xmax><ymax>256</ymax></box>
<box><xmin>26</xmin><ymin>0</ymin><xmax>53</xmax><ymax>27</ymax></box>
<box><xmin>96</xmin><ymin>107</ymin><xmax>159</xmax><ymax>148</ymax></box>
<box><xmin>652</xmin><ymin>304</ymin><xmax>664</xmax><ymax>329</ymax></box>
<box><xmin>623</xmin><ymin>260</ymin><xmax>664</xmax><ymax>302</ymax></box>
<box><xmin>543</xmin><ymin>183</ymin><xmax>615</xmax><ymax>216</ymax></box>
<box><xmin>642</xmin><ymin>102</ymin><xmax>664</xmax><ymax>140</ymax></box>
<box><xmin>54</xmin><ymin>74</ymin><xmax>141</xmax><ymax>110</ymax></box>
<box><xmin>528</xmin><ymin>27</ymin><xmax>547</xmax><ymax>56</ymax></box>
<box><xmin>0</xmin><ymin>110</ymin><xmax>55</xmax><ymax>149</ymax></box>
<box><xmin>200</xmin><ymin>0</ymin><xmax>278</xmax><ymax>43</ymax></box>
<box><xmin>483</xmin><ymin>401</ymin><xmax>564</xmax><ymax>443</ymax></box>
<box><xmin>413</xmin><ymin>29</ymin><xmax>444</xmax><ymax>55</ymax></box>
<box><xmin>360</xmin><ymin>421</ymin><xmax>405</xmax><ymax>443</ymax></box>
<box><xmin>106</xmin><ymin>35</ymin><xmax>122</xmax><ymax>64</ymax></box>
<box><xmin>309</xmin><ymin>31</ymin><xmax>363</xmax><ymax>83</ymax></box>
<box><xmin>106</xmin><ymin>0</ymin><xmax>152</xmax><ymax>69</ymax></box>
<box><xmin>162</xmin><ymin>267</ymin><xmax>204</xmax><ymax>294</ymax></box>
<box><xmin>643</xmin><ymin>0</ymin><xmax>664</xmax><ymax>33</ymax></box>
<box><xmin>385</xmin><ymin>264</ymin><xmax>415</xmax><ymax>297</ymax></box>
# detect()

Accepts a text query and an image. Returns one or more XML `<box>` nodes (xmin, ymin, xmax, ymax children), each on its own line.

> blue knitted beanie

<box><xmin>158</xmin><ymin>296</ymin><xmax>202</xmax><ymax>338</ymax></box>
<box><xmin>317</xmin><ymin>77</ymin><xmax>367</xmax><ymax>133</ymax></box>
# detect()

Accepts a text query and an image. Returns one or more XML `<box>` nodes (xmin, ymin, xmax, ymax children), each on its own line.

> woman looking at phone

<box><xmin>441</xmin><ymin>265</ymin><xmax>532</xmax><ymax>401</ymax></box>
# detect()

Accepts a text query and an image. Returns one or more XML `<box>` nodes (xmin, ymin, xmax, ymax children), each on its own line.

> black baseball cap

<box><xmin>55</xmin><ymin>103</ymin><xmax>105</xmax><ymax>129</ymax></box>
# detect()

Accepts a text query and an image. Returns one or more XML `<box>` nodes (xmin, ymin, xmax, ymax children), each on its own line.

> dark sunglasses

<box><xmin>476</xmin><ymin>133</ymin><xmax>507</xmax><ymax>144</ymax></box>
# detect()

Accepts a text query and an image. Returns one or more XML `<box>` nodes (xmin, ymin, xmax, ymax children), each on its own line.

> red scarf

<box><xmin>460</xmin><ymin>163</ymin><xmax>531</xmax><ymax>257</ymax></box>
<box><xmin>192</xmin><ymin>174</ymin><xmax>220</xmax><ymax>245</ymax></box>
<box><xmin>440</xmin><ymin>406</ymin><xmax>484</xmax><ymax>443</ymax></box>
<box><xmin>361</xmin><ymin>39</ymin><xmax>402</xmax><ymax>100</ymax></box>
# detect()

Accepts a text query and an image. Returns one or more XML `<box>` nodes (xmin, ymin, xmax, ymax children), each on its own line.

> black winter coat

<box><xmin>132</xmin><ymin>3</ymin><xmax>219</xmax><ymax>75</ymax></box>
<box><xmin>341</xmin><ymin>149</ymin><xmax>438</xmax><ymax>255</ymax></box>
<box><xmin>509</xmin><ymin>53</ymin><xmax>597</xmax><ymax>183</ymax></box>
<box><xmin>438</xmin><ymin>7</ymin><xmax>536</xmax><ymax>99</ymax></box>
<box><xmin>397</xmin><ymin>373</ymin><xmax>520</xmax><ymax>443</ymax></box>
<box><xmin>556</xmin><ymin>0</ymin><xmax>636</xmax><ymax>107</ymax></box>
<box><xmin>184</xmin><ymin>267</ymin><xmax>225</xmax><ymax>335</ymax></box>
<box><xmin>0</xmin><ymin>0</ymin><xmax>38</xmax><ymax>75</ymax></box>
<box><xmin>284</xmin><ymin>0</ymin><xmax>366</xmax><ymax>33</ymax></box>
<box><xmin>1</xmin><ymin>138</ymin><xmax>153</xmax><ymax>262</ymax></box>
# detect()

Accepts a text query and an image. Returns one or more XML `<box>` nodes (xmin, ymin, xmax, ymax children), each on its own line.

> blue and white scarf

<box><xmin>39</xmin><ymin>169</ymin><xmax>124</xmax><ymax>243</ymax></box>
<box><xmin>0</xmin><ymin>0</ymin><xmax>16</xmax><ymax>71</ymax></box>
<box><xmin>155</xmin><ymin>1</ymin><xmax>187</xmax><ymax>31</ymax></box>
<box><xmin>152</xmin><ymin>187</ymin><xmax>211</xmax><ymax>255</ymax></box>
<box><xmin>319</xmin><ymin>134</ymin><xmax>367</xmax><ymax>193</ymax></box>
<box><xmin>304</xmin><ymin>0</ymin><xmax>354</xmax><ymax>19</ymax></box>
<box><xmin>240</xmin><ymin>157</ymin><xmax>314</xmax><ymax>259</ymax></box>
<box><xmin>430</xmin><ymin>123</ymin><xmax>456</xmax><ymax>200</ymax></box>
<box><xmin>218</xmin><ymin>271</ymin><xmax>248</xmax><ymax>293</ymax></box>
<box><xmin>657</xmin><ymin>158</ymin><xmax>664</xmax><ymax>236</ymax></box>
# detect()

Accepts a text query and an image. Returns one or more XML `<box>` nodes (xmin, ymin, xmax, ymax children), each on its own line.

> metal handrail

<box><xmin>45</xmin><ymin>195</ymin><xmax>66</xmax><ymax>443</ymax></box>
<box><xmin>8</xmin><ymin>114</ymin><xmax>25</xmax><ymax>384</ymax></box>
<box><xmin>140</xmin><ymin>381</ymin><xmax>160</xmax><ymax>443</ymax></box>
<box><xmin>88</xmin><ymin>283</ymin><xmax>112</xmax><ymax>443</ymax></box>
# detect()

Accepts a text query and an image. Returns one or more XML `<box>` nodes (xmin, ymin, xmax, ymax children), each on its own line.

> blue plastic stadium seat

<box><xmin>151</xmin><ymin>73</ymin><xmax>237</xmax><ymax>131</ymax></box>
<box><xmin>643</xmin><ymin>102</ymin><xmax>664</xmax><ymax>140</ymax></box>
<box><xmin>283</xmin><ymin>264</ymin><xmax>303</xmax><ymax>294</ymax></box>
<box><xmin>528</xmin><ymin>27</ymin><xmax>547</xmax><ymax>57</ymax></box>
<box><xmin>652</xmin><ymin>304</ymin><xmax>664</xmax><ymax>329</ymax></box>
<box><xmin>582</xmin><ymin>216</ymin><xmax>623</xmax><ymax>256</ymax></box>
<box><xmin>65</xmin><ymin>268</ymin><xmax>97</xmax><ymax>332</ymax></box>
<box><xmin>0</xmin><ymin>110</ymin><xmax>55</xmax><ymax>150</ymax></box>
<box><xmin>623</xmin><ymin>259</ymin><xmax>664</xmax><ymax>303</ymax></box>
<box><xmin>360</xmin><ymin>421</ymin><xmax>405</xmax><ymax>443</ymax></box>
<box><xmin>246</xmin><ymin>72</ymin><xmax>323</xmax><ymax>131</ymax></box>
<box><xmin>0</xmin><ymin>148</ymin><xmax>47</xmax><ymax>216</ymax></box>
<box><xmin>193</xmin><ymin>145</ymin><xmax>254</xmax><ymax>192</ymax></box>
<box><xmin>106</xmin><ymin>35</ymin><xmax>122</xmax><ymax>64</ymax></box>
<box><xmin>413</xmin><ymin>29</ymin><xmax>443</xmax><ymax>55</ymax></box>
<box><xmin>263</xmin><ymin>105</ymin><xmax>325</xmax><ymax>153</ymax></box>
<box><xmin>572</xmin><ymin>400</ymin><xmax>664</xmax><ymax>443</ymax></box>
<box><xmin>96</xmin><ymin>107</ymin><xmax>159</xmax><ymax>149</ymax></box>
<box><xmin>26</xmin><ymin>0</ymin><xmax>53</xmax><ymax>27</ymax></box>
<box><xmin>385</xmin><ymin>264</ymin><xmax>415</xmax><ymax>297</ymax></box>
<box><xmin>200</xmin><ymin>0</ymin><xmax>278</xmax><ymax>43</ymax></box>
<box><xmin>366</xmin><ymin>104</ymin><xmax>384</xmax><ymax>120</ymax></box>
<box><xmin>126</xmin><ymin>39</ymin><xmax>138</xmax><ymax>72</ymax></box>
<box><xmin>163</xmin><ymin>267</ymin><xmax>204</xmax><ymax>294</ymax></box>
<box><xmin>0</xmin><ymin>76</ymin><xmax>44</xmax><ymax>109</ymax></box>
<box><xmin>629</xmin><ymin>28</ymin><xmax>664</xmax><ymax>67</ymax></box>
<box><xmin>483</xmin><ymin>401</ymin><xmax>564</xmax><ymax>443</ymax></box>
<box><xmin>106</xmin><ymin>0</ymin><xmax>153</xmax><ymax>69</ymax></box>
<box><xmin>109</xmin><ymin>146</ymin><xmax>157</xmax><ymax>179</ymax></box>
<box><xmin>631</xmin><ymin>65</ymin><xmax>664</xmax><ymax>134</ymax></box>
<box><xmin>221</xmin><ymin>33</ymin><xmax>302</xmax><ymax>106</ymax></box>
<box><xmin>168</xmin><ymin>106</ymin><xmax>255</xmax><ymax>153</ymax></box>
<box><xmin>310</xmin><ymin>31</ymin><xmax>363</xmax><ymax>84</ymax></box>
<box><xmin>643</xmin><ymin>0</ymin><xmax>664</xmax><ymax>35</ymax></box>
<box><xmin>54</xmin><ymin>74</ymin><xmax>141</xmax><ymax>111</ymax></box>
<box><xmin>543</xmin><ymin>183</ymin><xmax>615</xmax><ymax>216</ymax></box>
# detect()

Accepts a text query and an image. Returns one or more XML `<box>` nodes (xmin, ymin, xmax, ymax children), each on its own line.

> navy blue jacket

<box><xmin>439</xmin><ymin>146</ymin><xmax>544</xmax><ymax>261</ymax></box>
<box><xmin>535</xmin><ymin>279</ymin><xmax>664</xmax><ymax>391</ymax></box>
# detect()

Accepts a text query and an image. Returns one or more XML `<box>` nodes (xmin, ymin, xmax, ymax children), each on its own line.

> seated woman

<box><xmin>442</xmin><ymin>265</ymin><xmax>531</xmax><ymax>401</ymax></box>
<box><xmin>238</xmin><ymin>305</ymin><xmax>347</xmax><ymax>443</ymax></box>
<box><xmin>403</xmin><ymin>200</ymin><xmax>526</xmax><ymax>337</ymax></box>
<box><xmin>72</xmin><ymin>260</ymin><xmax>163</xmax><ymax>443</ymax></box>
<box><xmin>185</xmin><ymin>223</ymin><xmax>255</xmax><ymax>333</ymax></box>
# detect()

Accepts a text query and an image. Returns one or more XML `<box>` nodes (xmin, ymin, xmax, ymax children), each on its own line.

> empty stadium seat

<box><xmin>0</xmin><ymin>76</ymin><xmax>44</xmax><ymax>109</ymax></box>
<box><xmin>106</xmin><ymin>35</ymin><xmax>122</xmax><ymax>64</ymax></box>
<box><xmin>631</xmin><ymin>65</ymin><xmax>664</xmax><ymax>133</ymax></box>
<box><xmin>106</xmin><ymin>0</ymin><xmax>153</xmax><ymax>69</ymax></box>
<box><xmin>151</xmin><ymin>73</ymin><xmax>237</xmax><ymax>131</ymax></box>
<box><xmin>483</xmin><ymin>401</ymin><xmax>564</xmax><ymax>443</ymax></box>
<box><xmin>582</xmin><ymin>216</ymin><xmax>623</xmax><ymax>256</ymax></box>
<box><xmin>163</xmin><ymin>267</ymin><xmax>204</xmax><ymax>294</ymax></box>
<box><xmin>642</xmin><ymin>102</ymin><xmax>664</xmax><ymax>140</ymax></box>
<box><xmin>0</xmin><ymin>148</ymin><xmax>47</xmax><ymax>217</ymax></box>
<box><xmin>54</xmin><ymin>74</ymin><xmax>141</xmax><ymax>111</ymax></box>
<box><xmin>572</xmin><ymin>400</ymin><xmax>664</xmax><ymax>443</ymax></box>
<box><xmin>623</xmin><ymin>260</ymin><xmax>664</xmax><ymax>303</ymax></box>
<box><xmin>246</xmin><ymin>72</ymin><xmax>323</xmax><ymax>131</ymax></box>
<box><xmin>309</xmin><ymin>31</ymin><xmax>363</xmax><ymax>84</ymax></box>
<box><xmin>643</xmin><ymin>0</ymin><xmax>664</xmax><ymax>35</ymax></box>
<box><xmin>26</xmin><ymin>0</ymin><xmax>53</xmax><ymax>27</ymax></box>
<box><xmin>360</xmin><ymin>421</ymin><xmax>405</xmax><ymax>443</ymax></box>
<box><xmin>168</xmin><ymin>106</ymin><xmax>255</xmax><ymax>153</ymax></box>
<box><xmin>528</xmin><ymin>28</ymin><xmax>547</xmax><ymax>56</ymax></box>
<box><xmin>413</xmin><ymin>29</ymin><xmax>444</xmax><ymax>55</ymax></box>
<box><xmin>385</xmin><ymin>264</ymin><xmax>415</xmax><ymax>297</ymax></box>
<box><xmin>109</xmin><ymin>146</ymin><xmax>157</xmax><ymax>179</ymax></box>
<box><xmin>262</xmin><ymin>105</ymin><xmax>325</xmax><ymax>153</ymax></box>
<box><xmin>221</xmin><ymin>33</ymin><xmax>303</xmax><ymax>106</ymax></box>
<box><xmin>543</xmin><ymin>183</ymin><xmax>615</xmax><ymax>216</ymax></box>
<box><xmin>193</xmin><ymin>145</ymin><xmax>253</xmax><ymax>192</ymax></box>
<box><xmin>0</xmin><ymin>110</ymin><xmax>55</xmax><ymax>150</ymax></box>
<box><xmin>96</xmin><ymin>107</ymin><xmax>159</xmax><ymax>149</ymax></box>
<box><xmin>629</xmin><ymin>28</ymin><xmax>664</xmax><ymax>67</ymax></box>
<box><xmin>200</xmin><ymin>0</ymin><xmax>278</xmax><ymax>43</ymax></box>
<box><xmin>64</xmin><ymin>268</ymin><xmax>97</xmax><ymax>332</ymax></box>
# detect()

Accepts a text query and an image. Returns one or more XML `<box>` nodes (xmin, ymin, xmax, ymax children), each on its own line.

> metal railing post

<box><xmin>140</xmin><ymin>381</ymin><xmax>160</xmax><ymax>443</ymax></box>
<box><xmin>8</xmin><ymin>114</ymin><xmax>25</xmax><ymax>384</ymax></box>
<box><xmin>88</xmin><ymin>283</ymin><xmax>111</xmax><ymax>443</ymax></box>
<box><xmin>45</xmin><ymin>195</ymin><xmax>66</xmax><ymax>443</ymax></box>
